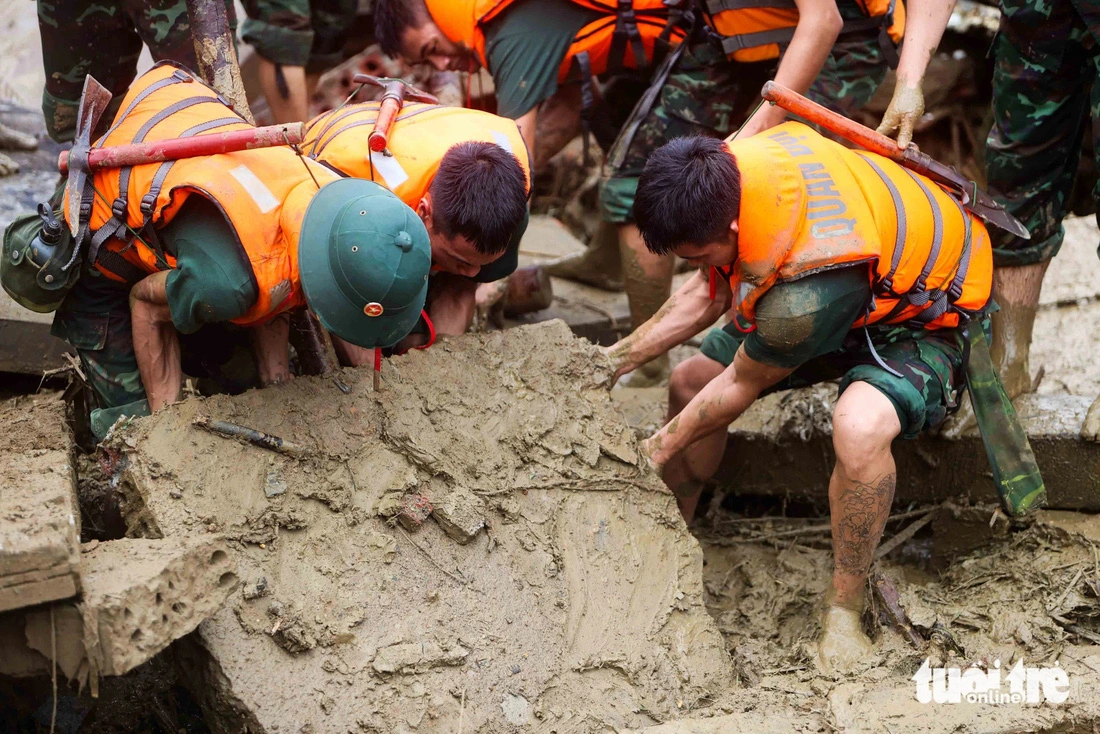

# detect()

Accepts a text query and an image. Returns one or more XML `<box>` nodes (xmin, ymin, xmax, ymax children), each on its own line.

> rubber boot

<box><xmin>543</xmin><ymin>219</ymin><xmax>624</xmax><ymax>291</ymax></box>
<box><xmin>617</xmin><ymin>224</ymin><xmax>674</xmax><ymax>387</ymax></box>
<box><xmin>814</xmin><ymin>588</ymin><xmax>873</xmax><ymax>675</ymax></box>
<box><xmin>989</xmin><ymin>261</ymin><xmax>1049</xmax><ymax>399</ymax></box>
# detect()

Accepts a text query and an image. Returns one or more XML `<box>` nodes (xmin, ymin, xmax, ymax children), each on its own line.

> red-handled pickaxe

<box><xmin>351</xmin><ymin>74</ymin><xmax>438</xmax><ymax>153</ymax></box>
<box><xmin>63</xmin><ymin>74</ymin><xmax>306</xmax><ymax>240</ymax></box>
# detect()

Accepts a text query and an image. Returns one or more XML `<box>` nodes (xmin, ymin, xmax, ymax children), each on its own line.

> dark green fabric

<box><xmin>36</xmin><ymin>0</ymin><xmax>237</xmax><ymax>143</ymax></box>
<box><xmin>483</xmin><ymin>0</ymin><xmax>602</xmax><ymax>119</ymax></box>
<box><xmin>240</xmin><ymin>0</ymin><xmax>358</xmax><ymax>71</ymax></box>
<box><xmin>986</xmin><ymin>0</ymin><xmax>1100</xmax><ymax>266</ymax></box>
<box><xmin>163</xmin><ymin>198</ymin><xmax>258</xmax><ymax>335</ymax></box>
<box><xmin>743</xmin><ymin>266</ymin><xmax>871</xmax><ymax>368</ymax></box>
<box><xmin>698</xmin><ymin>268</ymin><xmax>970</xmax><ymax>439</ymax></box>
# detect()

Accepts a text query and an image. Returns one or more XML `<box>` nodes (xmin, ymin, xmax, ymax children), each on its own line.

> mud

<box><xmin>110</xmin><ymin>321</ymin><xmax>733</xmax><ymax>733</ymax></box>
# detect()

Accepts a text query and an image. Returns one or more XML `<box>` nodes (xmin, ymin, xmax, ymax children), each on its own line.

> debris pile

<box><xmin>105</xmin><ymin>321</ymin><xmax>731</xmax><ymax>732</ymax></box>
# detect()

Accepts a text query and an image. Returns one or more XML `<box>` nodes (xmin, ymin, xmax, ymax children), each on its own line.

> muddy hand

<box><xmin>876</xmin><ymin>83</ymin><xmax>924</xmax><ymax>149</ymax></box>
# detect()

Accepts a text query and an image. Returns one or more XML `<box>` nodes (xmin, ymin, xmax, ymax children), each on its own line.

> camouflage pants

<box><xmin>700</xmin><ymin>322</ymin><xmax>971</xmax><ymax>439</ymax></box>
<box><xmin>36</xmin><ymin>0</ymin><xmax>236</xmax><ymax>144</ymax></box>
<box><xmin>599</xmin><ymin>29</ymin><xmax>888</xmax><ymax>223</ymax></box>
<box><xmin>986</xmin><ymin>0</ymin><xmax>1100</xmax><ymax>266</ymax></box>
<box><xmin>240</xmin><ymin>0</ymin><xmax>358</xmax><ymax>73</ymax></box>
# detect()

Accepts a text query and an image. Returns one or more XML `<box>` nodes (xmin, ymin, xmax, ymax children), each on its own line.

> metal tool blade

<box><xmin>969</xmin><ymin>189</ymin><xmax>1032</xmax><ymax>240</ymax></box>
<box><xmin>66</xmin><ymin>75</ymin><xmax>113</xmax><ymax>237</ymax></box>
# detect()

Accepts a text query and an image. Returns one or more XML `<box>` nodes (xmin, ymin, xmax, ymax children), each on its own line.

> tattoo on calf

<box><xmin>834</xmin><ymin>473</ymin><xmax>895</xmax><ymax>575</ymax></box>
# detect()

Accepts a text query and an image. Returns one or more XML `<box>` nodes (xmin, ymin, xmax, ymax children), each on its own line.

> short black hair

<box><xmin>634</xmin><ymin>136</ymin><xmax>741</xmax><ymax>256</ymax></box>
<box><xmin>430</xmin><ymin>141</ymin><xmax>529</xmax><ymax>255</ymax></box>
<box><xmin>373</xmin><ymin>0</ymin><xmax>430</xmax><ymax>57</ymax></box>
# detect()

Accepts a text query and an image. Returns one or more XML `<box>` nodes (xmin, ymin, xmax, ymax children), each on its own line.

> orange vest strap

<box><xmin>858</xmin><ymin>155</ymin><xmax>907</xmax><ymax>294</ymax></box>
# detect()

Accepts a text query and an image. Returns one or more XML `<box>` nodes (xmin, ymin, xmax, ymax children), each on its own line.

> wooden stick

<box><xmin>186</xmin><ymin>0</ymin><xmax>254</xmax><ymax>123</ymax></box>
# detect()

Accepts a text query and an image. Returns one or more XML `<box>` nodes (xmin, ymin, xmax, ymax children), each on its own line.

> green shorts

<box><xmin>240</xmin><ymin>0</ymin><xmax>358</xmax><ymax>73</ymax></box>
<box><xmin>37</xmin><ymin>0</ymin><xmax>237</xmax><ymax>143</ymax></box>
<box><xmin>599</xmin><ymin>30</ymin><xmax>888</xmax><ymax>224</ymax></box>
<box><xmin>699</xmin><ymin>322</ymin><xmax>969</xmax><ymax>439</ymax></box>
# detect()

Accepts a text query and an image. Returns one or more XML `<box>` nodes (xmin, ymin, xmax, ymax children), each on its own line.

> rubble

<box><xmin>0</xmin><ymin>395</ymin><xmax>80</xmax><ymax>611</ymax></box>
<box><xmin>109</xmin><ymin>321</ymin><xmax>732</xmax><ymax>733</ymax></box>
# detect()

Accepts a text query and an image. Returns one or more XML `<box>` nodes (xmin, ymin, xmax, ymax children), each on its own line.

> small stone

<box><xmin>169</xmin><ymin>489</ymin><xmax>182</xmax><ymax>499</ymax></box>
<box><xmin>431</xmin><ymin>488</ymin><xmax>486</xmax><ymax>544</ymax></box>
<box><xmin>243</xmin><ymin>577</ymin><xmax>269</xmax><ymax>600</ymax></box>
<box><xmin>397</xmin><ymin>493</ymin><xmax>433</xmax><ymax>531</ymax></box>
<box><xmin>511</xmin><ymin>665</ymin><xmax>520</xmax><ymax>675</ymax></box>
<box><xmin>264</xmin><ymin>468</ymin><xmax>287</xmax><ymax>498</ymax></box>
<box><xmin>82</xmin><ymin>540</ymin><xmax>99</xmax><ymax>553</ymax></box>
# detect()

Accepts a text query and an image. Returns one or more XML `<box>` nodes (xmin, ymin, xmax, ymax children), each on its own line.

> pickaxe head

<box><xmin>351</xmin><ymin>74</ymin><xmax>438</xmax><ymax>105</ymax></box>
<box><xmin>65</xmin><ymin>75</ymin><xmax>113</xmax><ymax>238</ymax></box>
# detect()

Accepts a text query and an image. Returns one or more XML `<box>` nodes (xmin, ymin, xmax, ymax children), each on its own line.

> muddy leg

<box><xmin>817</xmin><ymin>382</ymin><xmax>901</xmax><ymax>673</ymax></box>
<box><xmin>257</xmin><ymin>58</ymin><xmax>309</xmax><ymax>123</ymax></box>
<box><xmin>543</xmin><ymin>219</ymin><xmax>624</xmax><ymax>291</ymax></box>
<box><xmin>990</xmin><ymin>260</ymin><xmax>1050</xmax><ymax>399</ymax></box>
<box><xmin>662</xmin><ymin>354</ymin><xmax>728</xmax><ymax>523</ymax></box>
<box><xmin>618</xmin><ymin>223</ymin><xmax>674</xmax><ymax>386</ymax></box>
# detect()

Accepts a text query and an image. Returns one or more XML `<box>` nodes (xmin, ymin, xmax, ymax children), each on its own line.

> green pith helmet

<box><xmin>298</xmin><ymin>179</ymin><xmax>431</xmax><ymax>349</ymax></box>
<box><xmin>2</xmin><ymin>204</ymin><xmax>80</xmax><ymax>313</ymax></box>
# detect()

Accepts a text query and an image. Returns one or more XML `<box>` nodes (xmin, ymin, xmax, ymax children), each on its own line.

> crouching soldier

<box><xmin>2</xmin><ymin>63</ymin><xmax>430</xmax><ymax>437</ymax></box>
<box><xmin>302</xmin><ymin>100</ymin><xmax>530</xmax><ymax>357</ymax></box>
<box><xmin>604</xmin><ymin>123</ymin><xmax>992</xmax><ymax>672</ymax></box>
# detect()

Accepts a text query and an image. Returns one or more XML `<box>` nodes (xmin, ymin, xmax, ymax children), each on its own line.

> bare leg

<box><xmin>257</xmin><ymin>58</ymin><xmax>309</xmax><ymax>123</ymax></box>
<box><xmin>816</xmin><ymin>382</ymin><xmax>901</xmax><ymax>674</ymax></box>
<box><xmin>618</xmin><ymin>223</ymin><xmax>674</xmax><ymax>386</ymax></box>
<box><xmin>662</xmin><ymin>354</ymin><xmax>728</xmax><ymax>522</ymax></box>
<box><xmin>990</xmin><ymin>260</ymin><xmax>1050</xmax><ymax>398</ymax></box>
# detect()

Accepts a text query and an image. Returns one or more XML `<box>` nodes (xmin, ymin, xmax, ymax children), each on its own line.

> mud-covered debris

<box><xmin>263</xmin><ymin>468</ymin><xmax>287</xmax><ymax>497</ymax></box>
<box><xmin>396</xmin><ymin>493</ymin><xmax>433</xmax><ymax>531</ymax></box>
<box><xmin>432</xmin><ymin>488</ymin><xmax>486</xmax><ymax>544</ymax></box>
<box><xmin>371</xmin><ymin>640</ymin><xmax>470</xmax><ymax>674</ymax></box>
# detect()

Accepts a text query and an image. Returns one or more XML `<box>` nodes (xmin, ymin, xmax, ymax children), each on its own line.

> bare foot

<box><xmin>814</xmin><ymin>605</ymin><xmax>874</xmax><ymax>675</ymax></box>
<box><xmin>0</xmin><ymin>152</ymin><xmax>19</xmax><ymax>177</ymax></box>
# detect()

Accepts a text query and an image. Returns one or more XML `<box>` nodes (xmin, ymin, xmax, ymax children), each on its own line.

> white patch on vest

<box><xmin>368</xmin><ymin>150</ymin><xmax>409</xmax><ymax>189</ymax></box>
<box><xmin>229</xmin><ymin>165</ymin><xmax>279</xmax><ymax>214</ymax></box>
<box><xmin>491</xmin><ymin>131</ymin><xmax>513</xmax><ymax>154</ymax></box>
<box><xmin>738</xmin><ymin>281</ymin><xmax>754</xmax><ymax>303</ymax></box>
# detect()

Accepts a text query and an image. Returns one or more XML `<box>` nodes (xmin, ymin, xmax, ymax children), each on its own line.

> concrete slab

<box><xmin>0</xmin><ymin>395</ymin><xmax>80</xmax><ymax>612</ymax></box>
<box><xmin>1041</xmin><ymin>216</ymin><xmax>1099</xmax><ymax>306</ymax></box>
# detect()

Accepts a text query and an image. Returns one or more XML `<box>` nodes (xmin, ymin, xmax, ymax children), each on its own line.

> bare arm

<box><xmin>877</xmin><ymin>0</ymin><xmax>957</xmax><ymax>147</ymax></box>
<box><xmin>515</xmin><ymin>107</ymin><xmax>539</xmax><ymax>166</ymax></box>
<box><xmin>738</xmin><ymin>0</ymin><xmax>843</xmax><ymax>138</ymax></box>
<box><xmin>249</xmin><ymin>313</ymin><xmax>291</xmax><ymax>386</ymax></box>
<box><xmin>644</xmin><ymin>346</ymin><xmax>794</xmax><ymax>468</ymax></box>
<box><xmin>425</xmin><ymin>273</ymin><xmax>478</xmax><ymax>336</ymax></box>
<box><xmin>604</xmin><ymin>269</ymin><xmax>732</xmax><ymax>381</ymax></box>
<box><xmin>130</xmin><ymin>271</ymin><xmax>181</xmax><ymax>412</ymax></box>
<box><xmin>532</xmin><ymin>85</ymin><xmax>585</xmax><ymax>170</ymax></box>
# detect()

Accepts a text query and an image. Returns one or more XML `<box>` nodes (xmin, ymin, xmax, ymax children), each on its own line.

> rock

<box><xmin>0</xmin><ymin>396</ymin><xmax>81</xmax><ymax>612</ymax></box>
<box><xmin>111</xmin><ymin>322</ymin><xmax>732</xmax><ymax>733</ymax></box>
<box><xmin>431</xmin><ymin>488</ymin><xmax>485</xmax><ymax>544</ymax></box>
<box><xmin>396</xmin><ymin>492</ymin><xmax>432</xmax><ymax>531</ymax></box>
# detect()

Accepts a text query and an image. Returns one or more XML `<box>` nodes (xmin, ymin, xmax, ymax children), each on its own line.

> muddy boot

<box><xmin>0</xmin><ymin>122</ymin><xmax>37</xmax><ymax>151</ymax></box>
<box><xmin>619</xmin><ymin>223</ymin><xmax>674</xmax><ymax>386</ymax></box>
<box><xmin>939</xmin><ymin>392</ymin><xmax>976</xmax><ymax>439</ymax></box>
<box><xmin>989</xmin><ymin>261</ymin><xmax>1049</xmax><ymax>399</ymax></box>
<box><xmin>543</xmin><ymin>220</ymin><xmax>624</xmax><ymax>291</ymax></box>
<box><xmin>0</xmin><ymin>152</ymin><xmax>18</xmax><ymax>177</ymax></box>
<box><xmin>814</xmin><ymin>590</ymin><xmax>873</xmax><ymax>675</ymax></box>
<box><xmin>1083</xmin><ymin>393</ymin><xmax>1100</xmax><ymax>442</ymax></box>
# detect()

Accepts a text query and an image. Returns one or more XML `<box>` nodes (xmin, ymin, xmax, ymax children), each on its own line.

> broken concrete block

<box><xmin>78</xmin><ymin>536</ymin><xmax>238</xmax><ymax>677</ymax></box>
<box><xmin>112</xmin><ymin>322</ymin><xmax>732</xmax><ymax>733</ymax></box>
<box><xmin>396</xmin><ymin>492</ymin><xmax>432</xmax><ymax>531</ymax></box>
<box><xmin>0</xmin><ymin>396</ymin><xmax>81</xmax><ymax>612</ymax></box>
<box><xmin>431</xmin><ymin>488</ymin><xmax>485</xmax><ymax>544</ymax></box>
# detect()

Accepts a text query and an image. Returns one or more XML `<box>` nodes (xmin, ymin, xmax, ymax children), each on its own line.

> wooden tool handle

<box><xmin>369</xmin><ymin>97</ymin><xmax>401</xmax><ymax>152</ymax></box>
<box><xmin>761</xmin><ymin>81</ymin><xmax>906</xmax><ymax>163</ymax></box>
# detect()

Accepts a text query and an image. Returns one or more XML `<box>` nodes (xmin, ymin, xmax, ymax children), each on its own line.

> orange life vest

<box><xmin>302</xmin><ymin>102</ymin><xmax>532</xmax><ymax>207</ymax></box>
<box><xmin>63</xmin><ymin>62</ymin><xmax>338</xmax><ymax>326</ymax></box>
<box><xmin>425</xmin><ymin>0</ymin><xmax>689</xmax><ymax>82</ymax></box>
<box><xmin>719</xmin><ymin>121</ymin><xmax>992</xmax><ymax>331</ymax></box>
<box><xmin>705</xmin><ymin>0</ymin><xmax>905</xmax><ymax>63</ymax></box>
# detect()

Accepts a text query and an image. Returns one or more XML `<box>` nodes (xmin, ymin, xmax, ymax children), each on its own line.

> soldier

<box><xmin>241</xmin><ymin>0</ymin><xmax>360</xmax><ymax>122</ymax></box>
<box><xmin>3</xmin><ymin>64</ymin><xmax>431</xmax><ymax>437</ymax></box>
<box><xmin>35</xmin><ymin>0</ymin><xmax>237</xmax><ymax>143</ymax></box>
<box><xmin>604</xmin><ymin>124</ymin><xmax>991</xmax><ymax>671</ymax></box>
<box><xmin>598</xmin><ymin>0</ymin><xmax>904</xmax><ymax>384</ymax></box>
<box><xmin>878</xmin><ymin>0</ymin><xmax>1100</xmax><ymax>421</ymax></box>
<box><xmin>302</xmin><ymin>100</ymin><xmax>531</xmax><ymax>354</ymax></box>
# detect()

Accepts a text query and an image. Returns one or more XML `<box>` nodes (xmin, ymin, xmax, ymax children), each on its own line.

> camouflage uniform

<box><xmin>240</xmin><ymin>0</ymin><xmax>358</xmax><ymax>74</ymax></box>
<box><xmin>599</xmin><ymin>9</ymin><xmax>890</xmax><ymax>224</ymax></box>
<box><xmin>986</xmin><ymin>0</ymin><xmax>1100</xmax><ymax>267</ymax></box>
<box><xmin>701</xmin><ymin>320</ymin><xmax>971</xmax><ymax>439</ymax></box>
<box><xmin>36</xmin><ymin>0</ymin><xmax>236</xmax><ymax>143</ymax></box>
